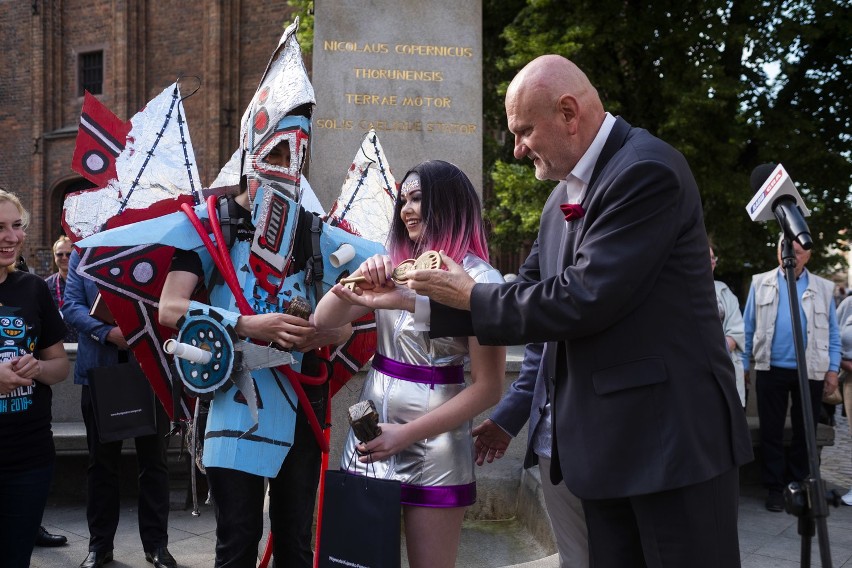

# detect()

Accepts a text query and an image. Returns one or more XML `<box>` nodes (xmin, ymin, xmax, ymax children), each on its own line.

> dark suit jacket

<box><xmin>490</xmin><ymin>343</ymin><xmax>548</xmax><ymax>469</ymax></box>
<box><xmin>432</xmin><ymin>117</ymin><xmax>753</xmax><ymax>499</ymax></box>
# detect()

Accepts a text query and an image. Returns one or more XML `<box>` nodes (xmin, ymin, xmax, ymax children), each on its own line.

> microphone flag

<box><xmin>745</xmin><ymin>163</ymin><xmax>810</xmax><ymax>223</ymax></box>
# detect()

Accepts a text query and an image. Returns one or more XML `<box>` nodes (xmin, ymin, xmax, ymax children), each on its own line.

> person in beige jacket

<box><xmin>742</xmin><ymin>238</ymin><xmax>841</xmax><ymax>512</ymax></box>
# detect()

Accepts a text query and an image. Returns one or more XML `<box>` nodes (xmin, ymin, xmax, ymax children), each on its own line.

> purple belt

<box><xmin>401</xmin><ymin>482</ymin><xmax>476</xmax><ymax>508</ymax></box>
<box><xmin>372</xmin><ymin>353</ymin><xmax>463</xmax><ymax>385</ymax></box>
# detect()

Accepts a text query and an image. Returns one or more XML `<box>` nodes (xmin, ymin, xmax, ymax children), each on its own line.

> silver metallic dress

<box><xmin>341</xmin><ymin>254</ymin><xmax>504</xmax><ymax>507</ymax></box>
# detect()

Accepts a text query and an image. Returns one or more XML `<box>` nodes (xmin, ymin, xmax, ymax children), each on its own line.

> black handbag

<box><xmin>317</xmin><ymin>456</ymin><xmax>402</xmax><ymax>568</ymax></box>
<box><xmin>87</xmin><ymin>360</ymin><xmax>157</xmax><ymax>443</ymax></box>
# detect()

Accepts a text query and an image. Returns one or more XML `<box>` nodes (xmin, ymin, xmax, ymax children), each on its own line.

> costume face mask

<box><xmin>245</xmin><ymin>113</ymin><xmax>311</xmax><ymax>205</ymax></box>
<box><xmin>240</xmin><ymin>18</ymin><xmax>315</xmax><ymax>207</ymax></box>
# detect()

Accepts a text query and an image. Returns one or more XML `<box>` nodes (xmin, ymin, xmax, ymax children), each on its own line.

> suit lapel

<box><xmin>583</xmin><ymin>117</ymin><xmax>631</xmax><ymax>208</ymax></box>
<box><xmin>557</xmin><ymin>221</ymin><xmax>572</xmax><ymax>272</ymax></box>
<box><xmin>556</xmin><ymin>117</ymin><xmax>631</xmax><ymax>272</ymax></box>
<box><xmin>539</xmin><ymin>182</ymin><xmax>567</xmax><ymax>278</ymax></box>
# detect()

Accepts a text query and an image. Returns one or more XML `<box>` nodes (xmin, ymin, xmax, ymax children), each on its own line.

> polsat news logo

<box><xmin>749</xmin><ymin>168</ymin><xmax>784</xmax><ymax>215</ymax></box>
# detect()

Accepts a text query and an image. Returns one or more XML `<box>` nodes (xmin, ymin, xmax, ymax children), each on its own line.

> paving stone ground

<box><xmin>33</xmin><ymin>409</ymin><xmax>852</xmax><ymax>568</ymax></box>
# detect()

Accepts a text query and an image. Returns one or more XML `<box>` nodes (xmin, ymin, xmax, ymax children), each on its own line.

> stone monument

<box><xmin>310</xmin><ymin>1</ymin><xmax>482</xmax><ymax>208</ymax></box>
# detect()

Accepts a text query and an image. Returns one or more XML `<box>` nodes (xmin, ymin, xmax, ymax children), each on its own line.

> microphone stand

<box><xmin>778</xmin><ymin>237</ymin><xmax>835</xmax><ymax>568</ymax></box>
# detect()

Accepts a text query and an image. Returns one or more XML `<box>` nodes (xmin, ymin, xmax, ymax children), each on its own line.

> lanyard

<box><xmin>54</xmin><ymin>275</ymin><xmax>63</xmax><ymax>309</ymax></box>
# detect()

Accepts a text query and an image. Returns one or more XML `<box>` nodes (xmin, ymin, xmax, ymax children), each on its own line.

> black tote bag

<box><xmin>317</xmin><ymin>466</ymin><xmax>402</xmax><ymax>568</ymax></box>
<box><xmin>87</xmin><ymin>360</ymin><xmax>157</xmax><ymax>443</ymax></box>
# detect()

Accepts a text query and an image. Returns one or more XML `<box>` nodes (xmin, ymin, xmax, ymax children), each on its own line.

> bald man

<box><xmin>401</xmin><ymin>55</ymin><xmax>753</xmax><ymax>567</ymax></box>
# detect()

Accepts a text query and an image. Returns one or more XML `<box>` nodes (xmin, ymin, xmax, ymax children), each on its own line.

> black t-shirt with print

<box><xmin>0</xmin><ymin>270</ymin><xmax>66</xmax><ymax>472</ymax></box>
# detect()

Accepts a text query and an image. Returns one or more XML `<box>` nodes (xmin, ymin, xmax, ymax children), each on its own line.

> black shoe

<box><xmin>79</xmin><ymin>550</ymin><xmax>114</xmax><ymax>568</ymax></box>
<box><xmin>765</xmin><ymin>490</ymin><xmax>784</xmax><ymax>512</ymax></box>
<box><xmin>145</xmin><ymin>547</ymin><xmax>177</xmax><ymax>568</ymax></box>
<box><xmin>35</xmin><ymin>525</ymin><xmax>68</xmax><ymax>547</ymax></box>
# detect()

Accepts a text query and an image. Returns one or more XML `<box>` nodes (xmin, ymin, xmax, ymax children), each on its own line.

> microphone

<box><xmin>745</xmin><ymin>163</ymin><xmax>813</xmax><ymax>250</ymax></box>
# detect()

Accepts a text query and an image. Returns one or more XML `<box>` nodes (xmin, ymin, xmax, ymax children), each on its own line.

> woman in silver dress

<box><xmin>315</xmin><ymin>160</ymin><xmax>506</xmax><ymax>568</ymax></box>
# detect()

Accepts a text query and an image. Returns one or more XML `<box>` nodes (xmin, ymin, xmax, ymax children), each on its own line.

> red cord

<box><xmin>313</xmin><ymin>405</ymin><xmax>332</xmax><ymax>568</ymax></box>
<box><xmin>180</xmin><ymin>200</ymin><xmax>329</xmax><ymax>453</ymax></box>
<box><xmin>258</xmin><ymin>532</ymin><xmax>274</xmax><ymax>568</ymax></box>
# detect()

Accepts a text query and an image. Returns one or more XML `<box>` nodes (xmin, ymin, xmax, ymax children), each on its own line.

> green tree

<box><xmin>287</xmin><ymin>0</ymin><xmax>314</xmax><ymax>53</ymax></box>
<box><xmin>483</xmin><ymin>0</ymin><xmax>851</xmax><ymax>290</ymax></box>
<box><xmin>481</xmin><ymin>0</ymin><xmax>536</xmax><ymax>263</ymax></box>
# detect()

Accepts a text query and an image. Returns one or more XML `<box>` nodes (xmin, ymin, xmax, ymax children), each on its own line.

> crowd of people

<box><xmin>3</xmin><ymin>51</ymin><xmax>852</xmax><ymax>568</ymax></box>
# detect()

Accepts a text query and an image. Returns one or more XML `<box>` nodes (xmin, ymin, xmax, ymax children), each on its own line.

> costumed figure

<box><xmin>72</xmin><ymin>18</ymin><xmax>395</xmax><ymax>567</ymax></box>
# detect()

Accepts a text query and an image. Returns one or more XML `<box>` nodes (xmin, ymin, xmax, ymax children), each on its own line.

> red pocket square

<box><xmin>560</xmin><ymin>203</ymin><xmax>585</xmax><ymax>222</ymax></box>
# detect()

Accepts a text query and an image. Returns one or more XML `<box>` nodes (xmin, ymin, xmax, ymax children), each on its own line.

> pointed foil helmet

<box><xmin>241</xmin><ymin>17</ymin><xmax>315</xmax><ymax>204</ymax></box>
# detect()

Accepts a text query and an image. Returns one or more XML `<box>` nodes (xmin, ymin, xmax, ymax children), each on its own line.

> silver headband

<box><xmin>400</xmin><ymin>175</ymin><xmax>421</xmax><ymax>197</ymax></box>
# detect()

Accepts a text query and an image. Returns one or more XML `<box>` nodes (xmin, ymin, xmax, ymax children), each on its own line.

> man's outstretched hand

<box><xmin>405</xmin><ymin>252</ymin><xmax>475</xmax><ymax>311</ymax></box>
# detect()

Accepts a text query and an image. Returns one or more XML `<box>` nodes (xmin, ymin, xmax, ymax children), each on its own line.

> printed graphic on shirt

<box><xmin>0</xmin><ymin>307</ymin><xmax>38</xmax><ymax>414</ymax></box>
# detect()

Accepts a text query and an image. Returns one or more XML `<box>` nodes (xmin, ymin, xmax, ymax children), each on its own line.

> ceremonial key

<box><xmin>395</xmin><ymin>251</ymin><xmax>443</xmax><ymax>282</ymax></box>
<box><xmin>391</xmin><ymin>259</ymin><xmax>416</xmax><ymax>284</ymax></box>
<box><xmin>413</xmin><ymin>250</ymin><xmax>442</xmax><ymax>270</ymax></box>
<box><xmin>338</xmin><ymin>251</ymin><xmax>444</xmax><ymax>290</ymax></box>
<box><xmin>337</xmin><ymin>274</ymin><xmax>364</xmax><ymax>292</ymax></box>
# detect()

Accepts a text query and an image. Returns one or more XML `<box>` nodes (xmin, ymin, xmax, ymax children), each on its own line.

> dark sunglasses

<box><xmin>55</xmin><ymin>252</ymin><xmax>72</xmax><ymax>257</ymax></box>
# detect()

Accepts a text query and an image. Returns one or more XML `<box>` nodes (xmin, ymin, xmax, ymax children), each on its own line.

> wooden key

<box><xmin>413</xmin><ymin>250</ymin><xmax>443</xmax><ymax>270</ymax></box>
<box><xmin>391</xmin><ymin>259</ymin><xmax>417</xmax><ymax>284</ymax></box>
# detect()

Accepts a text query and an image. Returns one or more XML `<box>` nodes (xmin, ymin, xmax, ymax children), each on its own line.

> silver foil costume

<box><xmin>341</xmin><ymin>254</ymin><xmax>504</xmax><ymax>507</ymax></box>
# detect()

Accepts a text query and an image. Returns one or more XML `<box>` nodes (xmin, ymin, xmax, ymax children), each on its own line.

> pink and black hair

<box><xmin>387</xmin><ymin>160</ymin><xmax>489</xmax><ymax>265</ymax></box>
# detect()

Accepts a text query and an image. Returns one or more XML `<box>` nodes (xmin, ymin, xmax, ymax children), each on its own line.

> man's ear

<box><xmin>557</xmin><ymin>94</ymin><xmax>580</xmax><ymax>132</ymax></box>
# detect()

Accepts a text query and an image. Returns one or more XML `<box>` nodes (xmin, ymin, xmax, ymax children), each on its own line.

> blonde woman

<box><xmin>0</xmin><ymin>190</ymin><xmax>70</xmax><ymax>567</ymax></box>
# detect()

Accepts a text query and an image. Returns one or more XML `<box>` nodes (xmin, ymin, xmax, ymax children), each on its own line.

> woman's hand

<box><xmin>0</xmin><ymin>360</ymin><xmax>31</xmax><ymax>395</ymax></box>
<box><xmin>355</xmin><ymin>255</ymin><xmax>397</xmax><ymax>292</ymax></box>
<box><xmin>10</xmin><ymin>354</ymin><xmax>41</xmax><ymax>382</ymax></box>
<box><xmin>356</xmin><ymin>423</ymin><xmax>413</xmax><ymax>463</ymax></box>
<box><xmin>313</xmin><ymin>256</ymin><xmax>401</xmax><ymax>330</ymax></box>
<box><xmin>331</xmin><ymin>282</ymin><xmax>416</xmax><ymax>312</ymax></box>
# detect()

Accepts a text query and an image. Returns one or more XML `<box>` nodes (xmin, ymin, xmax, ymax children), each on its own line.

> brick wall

<box><xmin>0</xmin><ymin>0</ymin><xmax>294</xmax><ymax>274</ymax></box>
<box><xmin>0</xmin><ymin>2</ymin><xmax>35</xmax><ymax>229</ymax></box>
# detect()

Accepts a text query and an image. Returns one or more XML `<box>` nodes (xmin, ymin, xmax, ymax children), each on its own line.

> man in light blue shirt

<box><xmin>742</xmin><ymin>238</ymin><xmax>841</xmax><ymax>512</ymax></box>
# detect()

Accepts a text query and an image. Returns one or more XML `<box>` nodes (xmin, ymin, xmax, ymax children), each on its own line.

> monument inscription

<box><xmin>311</xmin><ymin>1</ymin><xmax>482</xmax><ymax>208</ymax></box>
